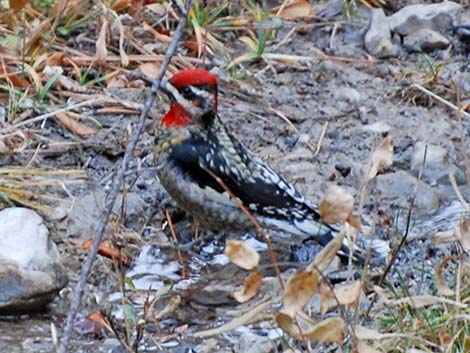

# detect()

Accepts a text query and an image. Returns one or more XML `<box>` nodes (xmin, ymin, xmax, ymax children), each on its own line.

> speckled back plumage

<box><xmin>154</xmin><ymin>110</ymin><xmax>333</xmax><ymax>241</ymax></box>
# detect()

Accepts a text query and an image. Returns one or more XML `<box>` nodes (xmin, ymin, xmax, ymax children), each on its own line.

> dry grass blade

<box><xmin>0</xmin><ymin>167</ymin><xmax>86</xmax><ymax>211</ymax></box>
<box><xmin>192</xmin><ymin>298</ymin><xmax>271</xmax><ymax>338</ymax></box>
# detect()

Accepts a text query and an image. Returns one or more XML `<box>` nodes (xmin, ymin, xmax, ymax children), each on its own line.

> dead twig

<box><xmin>57</xmin><ymin>2</ymin><xmax>192</xmax><ymax>352</ymax></box>
<box><xmin>364</xmin><ymin>145</ymin><xmax>428</xmax><ymax>318</ymax></box>
<box><xmin>165</xmin><ymin>209</ymin><xmax>187</xmax><ymax>279</ymax></box>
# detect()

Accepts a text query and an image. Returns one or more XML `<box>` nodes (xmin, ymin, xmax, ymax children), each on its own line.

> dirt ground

<box><xmin>1</xmin><ymin>0</ymin><xmax>470</xmax><ymax>352</ymax></box>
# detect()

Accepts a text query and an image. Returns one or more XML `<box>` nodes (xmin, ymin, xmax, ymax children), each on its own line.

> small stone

<box><xmin>375</xmin><ymin>171</ymin><xmax>440</xmax><ymax>212</ymax></box>
<box><xmin>362</xmin><ymin>121</ymin><xmax>393</xmax><ymax>134</ymax></box>
<box><xmin>403</xmin><ymin>28</ymin><xmax>450</xmax><ymax>52</ymax></box>
<box><xmin>388</xmin><ymin>2</ymin><xmax>461</xmax><ymax>36</ymax></box>
<box><xmin>234</xmin><ymin>332</ymin><xmax>276</xmax><ymax>353</ymax></box>
<box><xmin>364</xmin><ymin>9</ymin><xmax>401</xmax><ymax>58</ymax></box>
<box><xmin>335</xmin><ymin>86</ymin><xmax>362</xmax><ymax>106</ymax></box>
<box><xmin>411</xmin><ymin>142</ymin><xmax>447</xmax><ymax>168</ymax></box>
<box><xmin>0</xmin><ymin>208</ymin><xmax>68</xmax><ymax>314</ymax></box>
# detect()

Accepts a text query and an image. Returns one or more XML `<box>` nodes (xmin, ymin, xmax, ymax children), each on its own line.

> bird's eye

<box><xmin>181</xmin><ymin>87</ymin><xmax>192</xmax><ymax>96</ymax></box>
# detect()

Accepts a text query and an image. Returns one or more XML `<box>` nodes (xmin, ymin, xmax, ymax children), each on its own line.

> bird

<box><xmin>153</xmin><ymin>68</ymin><xmax>387</xmax><ymax>264</ymax></box>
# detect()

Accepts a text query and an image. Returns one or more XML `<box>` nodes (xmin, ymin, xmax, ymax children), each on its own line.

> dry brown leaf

<box><xmin>225</xmin><ymin>240</ymin><xmax>259</xmax><ymax>270</ymax></box>
<box><xmin>283</xmin><ymin>270</ymin><xmax>319</xmax><ymax>317</ymax></box>
<box><xmin>87</xmin><ymin>312</ymin><xmax>112</xmax><ymax>332</ymax></box>
<box><xmin>319</xmin><ymin>280</ymin><xmax>362</xmax><ymax>314</ymax></box>
<box><xmin>276</xmin><ymin>314</ymin><xmax>344</xmax><ymax>343</ymax></box>
<box><xmin>139</xmin><ymin>62</ymin><xmax>161</xmax><ymax>79</ymax></box>
<box><xmin>271</xmin><ymin>0</ymin><xmax>314</xmax><ymax>21</ymax></box>
<box><xmin>45</xmin><ymin>52</ymin><xmax>67</xmax><ymax>67</ymax></box>
<box><xmin>9</xmin><ymin>0</ymin><xmax>30</xmax><ymax>11</ymax></box>
<box><xmin>357</xmin><ymin>342</ymin><xmax>383</xmax><ymax>353</ymax></box>
<box><xmin>95</xmin><ymin>19</ymin><xmax>108</xmax><ymax>62</ymax></box>
<box><xmin>334</xmin><ymin>280</ymin><xmax>362</xmax><ymax>306</ymax></box>
<box><xmin>0</xmin><ymin>67</ymin><xmax>30</xmax><ymax>88</ymax></box>
<box><xmin>307</xmin><ymin>226</ymin><xmax>346</xmax><ymax>272</ymax></box>
<box><xmin>368</xmin><ymin>135</ymin><xmax>393</xmax><ymax>180</ymax></box>
<box><xmin>435</xmin><ymin>256</ymin><xmax>456</xmax><ymax>296</ymax></box>
<box><xmin>230</xmin><ymin>272</ymin><xmax>263</xmax><ymax>303</ymax></box>
<box><xmin>56</xmin><ymin>112</ymin><xmax>97</xmax><ymax>138</ymax></box>
<box><xmin>107</xmin><ymin>73</ymin><xmax>129</xmax><ymax>88</ymax></box>
<box><xmin>319</xmin><ymin>184</ymin><xmax>354</xmax><ymax>224</ymax></box>
<box><xmin>111</xmin><ymin>0</ymin><xmax>129</xmax><ymax>11</ymax></box>
<box><xmin>82</xmin><ymin>239</ymin><xmax>130</xmax><ymax>266</ymax></box>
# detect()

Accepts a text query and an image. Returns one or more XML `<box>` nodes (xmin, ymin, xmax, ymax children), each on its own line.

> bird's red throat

<box><xmin>161</xmin><ymin>102</ymin><xmax>192</xmax><ymax>127</ymax></box>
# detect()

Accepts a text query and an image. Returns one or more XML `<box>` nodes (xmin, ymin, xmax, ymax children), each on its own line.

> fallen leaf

<box><xmin>302</xmin><ymin>317</ymin><xmax>344</xmax><ymax>343</ymax></box>
<box><xmin>368</xmin><ymin>135</ymin><xmax>393</xmax><ymax>180</ymax></box>
<box><xmin>82</xmin><ymin>239</ymin><xmax>130</xmax><ymax>266</ymax></box>
<box><xmin>276</xmin><ymin>313</ymin><xmax>344</xmax><ymax>343</ymax></box>
<box><xmin>435</xmin><ymin>256</ymin><xmax>456</xmax><ymax>296</ymax></box>
<box><xmin>0</xmin><ymin>67</ymin><xmax>30</xmax><ymax>88</ymax></box>
<box><xmin>139</xmin><ymin>62</ymin><xmax>161</xmax><ymax>79</ymax></box>
<box><xmin>87</xmin><ymin>312</ymin><xmax>112</xmax><ymax>332</ymax></box>
<box><xmin>111</xmin><ymin>0</ymin><xmax>129</xmax><ymax>11</ymax></box>
<box><xmin>319</xmin><ymin>280</ymin><xmax>362</xmax><ymax>315</ymax></box>
<box><xmin>225</xmin><ymin>240</ymin><xmax>259</xmax><ymax>270</ymax></box>
<box><xmin>307</xmin><ymin>226</ymin><xmax>346</xmax><ymax>272</ymax></box>
<box><xmin>283</xmin><ymin>270</ymin><xmax>319</xmax><ymax>317</ymax></box>
<box><xmin>9</xmin><ymin>0</ymin><xmax>30</xmax><ymax>11</ymax></box>
<box><xmin>45</xmin><ymin>52</ymin><xmax>67</xmax><ymax>67</ymax></box>
<box><xmin>271</xmin><ymin>0</ymin><xmax>315</xmax><ymax>21</ymax></box>
<box><xmin>319</xmin><ymin>184</ymin><xmax>354</xmax><ymax>224</ymax></box>
<box><xmin>56</xmin><ymin>112</ymin><xmax>97</xmax><ymax>138</ymax></box>
<box><xmin>230</xmin><ymin>272</ymin><xmax>263</xmax><ymax>303</ymax></box>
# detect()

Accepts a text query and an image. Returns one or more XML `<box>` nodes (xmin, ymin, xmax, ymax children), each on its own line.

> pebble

<box><xmin>364</xmin><ymin>9</ymin><xmax>401</xmax><ymax>58</ymax></box>
<box><xmin>375</xmin><ymin>171</ymin><xmax>440</xmax><ymax>212</ymax></box>
<box><xmin>403</xmin><ymin>28</ymin><xmax>450</xmax><ymax>52</ymax></box>
<box><xmin>388</xmin><ymin>2</ymin><xmax>461</xmax><ymax>36</ymax></box>
<box><xmin>0</xmin><ymin>207</ymin><xmax>68</xmax><ymax>314</ymax></box>
<box><xmin>411</xmin><ymin>142</ymin><xmax>447</xmax><ymax>168</ymax></box>
<box><xmin>233</xmin><ymin>332</ymin><xmax>276</xmax><ymax>353</ymax></box>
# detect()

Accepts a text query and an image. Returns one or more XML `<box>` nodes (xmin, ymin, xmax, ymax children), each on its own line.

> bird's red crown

<box><xmin>169</xmin><ymin>68</ymin><xmax>218</xmax><ymax>88</ymax></box>
<box><xmin>161</xmin><ymin>69</ymin><xmax>218</xmax><ymax>128</ymax></box>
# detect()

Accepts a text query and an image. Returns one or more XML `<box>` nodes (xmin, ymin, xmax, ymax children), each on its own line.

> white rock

<box><xmin>0</xmin><ymin>207</ymin><xmax>60</xmax><ymax>270</ymax></box>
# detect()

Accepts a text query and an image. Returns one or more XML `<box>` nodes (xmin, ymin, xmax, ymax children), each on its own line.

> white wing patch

<box><xmin>293</xmin><ymin>218</ymin><xmax>331</xmax><ymax>237</ymax></box>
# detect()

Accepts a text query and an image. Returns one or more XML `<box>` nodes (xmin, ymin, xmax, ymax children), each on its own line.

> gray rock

<box><xmin>335</xmin><ymin>86</ymin><xmax>362</xmax><ymax>106</ymax></box>
<box><xmin>233</xmin><ymin>332</ymin><xmax>276</xmax><ymax>353</ymax></box>
<box><xmin>388</xmin><ymin>2</ymin><xmax>461</xmax><ymax>36</ymax></box>
<box><xmin>365</xmin><ymin>9</ymin><xmax>401</xmax><ymax>58</ymax></box>
<box><xmin>403</xmin><ymin>28</ymin><xmax>450</xmax><ymax>52</ymax></box>
<box><xmin>375</xmin><ymin>171</ymin><xmax>440</xmax><ymax>212</ymax></box>
<box><xmin>408</xmin><ymin>142</ymin><xmax>465</xmax><ymax>186</ymax></box>
<box><xmin>67</xmin><ymin>190</ymin><xmax>146</xmax><ymax>238</ymax></box>
<box><xmin>0</xmin><ymin>208</ymin><xmax>68</xmax><ymax>314</ymax></box>
<box><xmin>411</xmin><ymin>142</ymin><xmax>448</xmax><ymax>168</ymax></box>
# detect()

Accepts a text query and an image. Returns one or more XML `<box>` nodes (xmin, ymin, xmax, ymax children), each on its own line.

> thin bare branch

<box><xmin>57</xmin><ymin>2</ymin><xmax>193</xmax><ymax>352</ymax></box>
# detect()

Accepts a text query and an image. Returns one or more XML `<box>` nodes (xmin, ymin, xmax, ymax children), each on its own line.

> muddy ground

<box><xmin>1</xmin><ymin>0</ymin><xmax>470</xmax><ymax>352</ymax></box>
